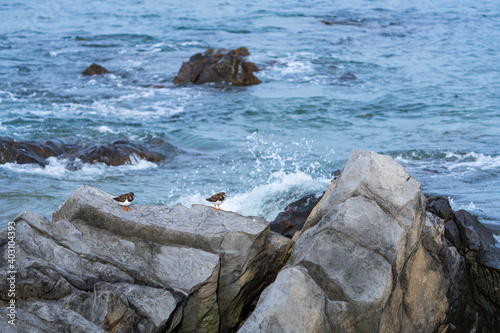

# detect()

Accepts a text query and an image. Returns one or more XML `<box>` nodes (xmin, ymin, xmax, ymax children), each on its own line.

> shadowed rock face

<box><xmin>173</xmin><ymin>47</ymin><xmax>261</xmax><ymax>86</ymax></box>
<box><xmin>426</xmin><ymin>196</ymin><xmax>500</xmax><ymax>332</ymax></box>
<box><xmin>0</xmin><ymin>186</ymin><xmax>291</xmax><ymax>333</ymax></box>
<box><xmin>0</xmin><ymin>136</ymin><xmax>164</xmax><ymax>167</ymax></box>
<box><xmin>82</xmin><ymin>63</ymin><xmax>109</xmax><ymax>75</ymax></box>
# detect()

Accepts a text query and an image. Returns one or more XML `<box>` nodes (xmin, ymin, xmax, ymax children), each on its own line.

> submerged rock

<box><xmin>173</xmin><ymin>47</ymin><xmax>261</xmax><ymax>86</ymax></box>
<box><xmin>82</xmin><ymin>63</ymin><xmax>109</xmax><ymax>76</ymax></box>
<box><xmin>0</xmin><ymin>136</ymin><xmax>163</xmax><ymax>167</ymax></box>
<box><xmin>0</xmin><ymin>186</ymin><xmax>291</xmax><ymax>333</ymax></box>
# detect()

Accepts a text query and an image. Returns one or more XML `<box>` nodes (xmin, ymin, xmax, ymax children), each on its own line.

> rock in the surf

<box><xmin>82</xmin><ymin>63</ymin><xmax>109</xmax><ymax>76</ymax></box>
<box><xmin>76</xmin><ymin>141</ymin><xmax>162</xmax><ymax>166</ymax></box>
<box><xmin>0</xmin><ymin>136</ymin><xmax>64</xmax><ymax>166</ymax></box>
<box><xmin>0</xmin><ymin>136</ymin><xmax>163</xmax><ymax>167</ymax></box>
<box><xmin>173</xmin><ymin>47</ymin><xmax>261</xmax><ymax>86</ymax></box>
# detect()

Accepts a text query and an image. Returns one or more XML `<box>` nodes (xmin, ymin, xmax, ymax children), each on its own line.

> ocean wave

<box><xmin>177</xmin><ymin>170</ymin><xmax>330</xmax><ymax>221</ymax></box>
<box><xmin>395</xmin><ymin>151</ymin><xmax>500</xmax><ymax>172</ymax></box>
<box><xmin>97</xmin><ymin>125</ymin><xmax>119</xmax><ymax>134</ymax></box>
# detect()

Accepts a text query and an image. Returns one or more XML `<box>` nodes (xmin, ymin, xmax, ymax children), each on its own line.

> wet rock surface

<box><xmin>173</xmin><ymin>47</ymin><xmax>261</xmax><ymax>86</ymax></box>
<box><xmin>270</xmin><ymin>193</ymin><xmax>323</xmax><ymax>239</ymax></box>
<box><xmin>0</xmin><ymin>136</ymin><xmax>164</xmax><ymax>167</ymax></box>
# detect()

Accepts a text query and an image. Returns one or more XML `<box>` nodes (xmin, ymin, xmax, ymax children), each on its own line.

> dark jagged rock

<box><xmin>0</xmin><ymin>136</ymin><xmax>163</xmax><ymax>167</ymax></box>
<box><xmin>77</xmin><ymin>141</ymin><xmax>162</xmax><ymax>166</ymax></box>
<box><xmin>271</xmin><ymin>170</ymin><xmax>340</xmax><ymax>239</ymax></box>
<box><xmin>173</xmin><ymin>47</ymin><xmax>261</xmax><ymax>86</ymax></box>
<box><xmin>427</xmin><ymin>195</ymin><xmax>455</xmax><ymax>222</ymax></box>
<box><xmin>0</xmin><ymin>136</ymin><xmax>63</xmax><ymax>166</ymax></box>
<box><xmin>270</xmin><ymin>193</ymin><xmax>323</xmax><ymax>239</ymax></box>
<box><xmin>425</xmin><ymin>196</ymin><xmax>500</xmax><ymax>332</ymax></box>
<box><xmin>82</xmin><ymin>63</ymin><xmax>109</xmax><ymax>76</ymax></box>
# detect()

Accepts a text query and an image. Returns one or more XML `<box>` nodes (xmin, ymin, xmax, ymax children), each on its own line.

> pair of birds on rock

<box><xmin>113</xmin><ymin>192</ymin><xmax>227</xmax><ymax>211</ymax></box>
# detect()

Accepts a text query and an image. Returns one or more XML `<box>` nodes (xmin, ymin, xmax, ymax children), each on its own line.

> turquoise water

<box><xmin>1</xmin><ymin>1</ymin><xmax>499</xmax><ymax>237</ymax></box>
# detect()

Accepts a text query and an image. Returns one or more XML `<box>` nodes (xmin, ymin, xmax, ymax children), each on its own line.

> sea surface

<box><xmin>1</xmin><ymin>1</ymin><xmax>499</xmax><ymax>240</ymax></box>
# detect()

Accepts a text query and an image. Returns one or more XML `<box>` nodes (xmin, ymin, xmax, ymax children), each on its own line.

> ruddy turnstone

<box><xmin>113</xmin><ymin>192</ymin><xmax>135</xmax><ymax>211</ymax></box>
<box><xmin>206</xmin><ymin>192</ymin><xmax>226</xmax><ymax>211</ymax></box>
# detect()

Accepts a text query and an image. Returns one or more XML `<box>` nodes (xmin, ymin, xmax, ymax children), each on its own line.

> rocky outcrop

<box><xmin>240</xmin><ymin>150</ymin><xmax>449</xmax><ymax>332</ymax></box>
<box><xmin>82</xmin><ymin>63</ymin><xmax>109</xmax><ymax>75</ymax></box>
<box><xmin>0</xmin><ymin>136</ymin><xmax>164</xmax><ymax>167</ymax></box>
<box><xmin>173</xmin><ymin>47</ymin><xmax>261</xmax><ymax>86</ymax></box>
<box><xmin>0</xmin><ymin>186</ymin><xmax>291</xmax><ymax>332</ymax></box>
<box><xmin>2</xmin><ymin>150</ymin><xmax>499</xmax><ymax>332</ymax></box>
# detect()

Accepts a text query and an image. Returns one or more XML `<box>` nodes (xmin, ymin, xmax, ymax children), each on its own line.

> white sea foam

<box><xmin>0</xmin><ymin>90</ymin><xmax>18</xmax><ymax>102</ymax></box>
<box><xmin>493</xmin><ymin>234</ymin><xmax>500</xmax><ymax>245</ymax></box>
<box><xmin>178</xmin><ymin>170</ymin><xmax>330</xmax><ymax>221</ymax></box>
<box><xmin>396</xmin><ymin>151</ymin><xmax>500</xmax><ymax>172</ymax></box>
<box><xmin>97</xmin><ymin>126</ymin><xmax>119</xmax><ymax>134</ymax></box>
<box><xmin>446</xmin><ymin>152</ymin><xmax>500</xmax><ymax>171</ymax></box>
<box><xmin>0</xmin><ymin>155</ymin><xmax>157</xmax><ymax>180</ymax></box>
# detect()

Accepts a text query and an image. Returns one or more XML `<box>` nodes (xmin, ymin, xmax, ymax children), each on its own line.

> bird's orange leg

<box><xmin>123</xmin><ymin>206</ymin><xmax>127</xmax><ymax>211</ymax></box>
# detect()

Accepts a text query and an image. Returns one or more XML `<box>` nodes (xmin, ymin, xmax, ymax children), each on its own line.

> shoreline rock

<box><xmin>1</xmin><ymin>150</ymin><xmax>499</xmax><ymax>332</ymax></box>
<box><xmin>0</xmin><ymin>186</ymin><xmax>291</xmax><ymax>332</ymax></box>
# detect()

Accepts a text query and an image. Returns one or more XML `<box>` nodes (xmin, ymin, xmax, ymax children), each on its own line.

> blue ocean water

<box><xmin>1</xmin><ymin>1</ymin><xmax>499</xmax><ymax>239</ymax></box>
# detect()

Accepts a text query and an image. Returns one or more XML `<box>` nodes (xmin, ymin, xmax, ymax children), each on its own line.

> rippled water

<box><xmin>1</xmin><ymin>1</ymin><xmax>499</xmax><ymax>238</ymax></box>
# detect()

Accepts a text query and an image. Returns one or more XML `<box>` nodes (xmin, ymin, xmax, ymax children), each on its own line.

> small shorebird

<box><xmin>206</xmin><ymin>192</ymin><xmax>226</xmax><ymax>211</ymax></box>
<box><xmin>113</xmin><ymin>192</ymin><xmax>135</xmax><ymax>211</ymax></box>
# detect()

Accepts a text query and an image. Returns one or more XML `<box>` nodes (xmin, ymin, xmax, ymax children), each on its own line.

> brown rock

<box><xmin>0</xmin><ymin>136</ymin><xmax>62</xmax><ymax>166</ymax></box>
<box><xmin>78</xmin><ymin>141</ymin><xmax>162</xmax><ymax>166</ymax></box>
<box><xmin>83</xmin><ymin>63</ymin><xmax>109</xmax><ymax>76</ymax></box>
<box><xmin>0</xmin><ymin>136</ymin><xmax>163</xmax><ymax>167</ymax></box>
<box><xmin>173</xmin><ymin>47</ymin><xmax>261</xmax><ymax>86</ymax></box>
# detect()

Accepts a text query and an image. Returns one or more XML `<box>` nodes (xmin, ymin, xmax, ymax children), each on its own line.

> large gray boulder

<box><xmin>239</xmin><ymin>150</ymin><xmax>449</xmax><ymax>332</ymax></box>
<box><xmin>0</xmin><ymin>186</ymin><xmax>291</xmax><ymax>332</ymax></box>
